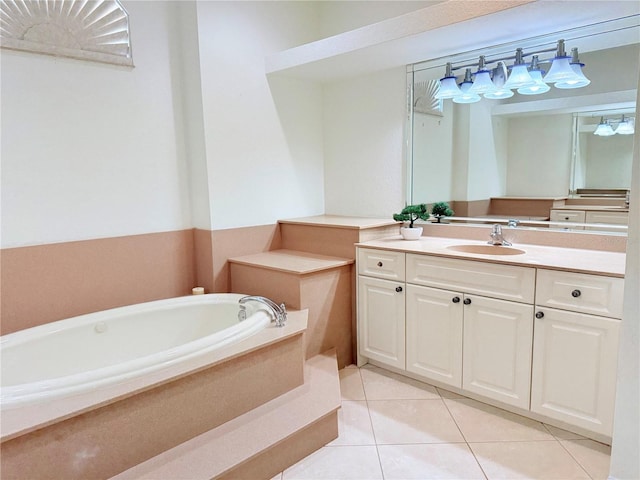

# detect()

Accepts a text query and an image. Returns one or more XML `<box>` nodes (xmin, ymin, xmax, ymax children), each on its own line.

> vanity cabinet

<box><xmin>585</xmin><ymin>211</ymin><xmax>629</xmax><ymax>232</ymax></box>
<box><xmin>357</xmin><ymin>249</ymin><xmax>405</xmax><ymax>369</ymax></box>
<box><xmin>356</xmin><ymin>246</ymin><xmax>624</xmax><ymax>439</ymax></box>
<box><xmin>550</xmin><ymin>209</ymin><xmax>585</xmax><ymax>229</ymax></box>
<box><xmin>531</xmin><ymin>269</ymin><xmax>623</xmax><ymax>436</ymax></box>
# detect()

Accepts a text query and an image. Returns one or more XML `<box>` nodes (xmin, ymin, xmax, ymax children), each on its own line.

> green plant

<box><xmin>393</xmin><ymin>204</ymin><xmax>429</xmax><ymax>228</ymax></box>
<box><xmin>431</xmin><ymin>202</ymin><xmax>454</xmax><ymax>217</ymax></box>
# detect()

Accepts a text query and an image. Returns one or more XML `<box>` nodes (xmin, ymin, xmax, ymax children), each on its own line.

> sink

<box><xmin>447</xmin><ymin>244</ymin><xmax>526</xmax><ymax>256</ymax></box>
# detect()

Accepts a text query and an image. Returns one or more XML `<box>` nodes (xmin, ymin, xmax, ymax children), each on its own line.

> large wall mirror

<box><xmin>407</xmin><ymin>16</ymin><xmax>639</xmax><ymax>234</ymax></box>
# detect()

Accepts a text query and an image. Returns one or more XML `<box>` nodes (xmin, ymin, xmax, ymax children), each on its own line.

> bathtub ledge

<box><xmin>0</xmin><ymin>309</ymin><xmax>309</xmax><ymax>442</ymax></box>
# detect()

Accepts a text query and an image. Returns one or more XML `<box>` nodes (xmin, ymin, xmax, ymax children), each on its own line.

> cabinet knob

<box><xmin>535</xmin><ymin>311</ymin><xmax>544</xmax><ymax>319</ymax></box>
<box><xmin>377</xmin><ymin>261</ymin><xmax>383</xmax><ymax>267</ymax></box>
<box><xmin>395</xmin><ymin>286</ymin><xmax>403</xmax><ymax>293</ymax></box>
<box><xmin>452</xmin><ymin>296</ymin><xmax>461</xmax><ymax>303</ymax></box>
<box><xmin>571</xmin><ymin>289</ymin><xmax>581</xmax><ymax>298</ymax></box>
<box><xmin>564</xmin><ymin>217</ymin><xmax>570</xmax><ymax>220</ymax></box>
<box><xmin>463</xmin><ymin>298</ymin><xmax>471</xmax><ymax>305</ymax></box>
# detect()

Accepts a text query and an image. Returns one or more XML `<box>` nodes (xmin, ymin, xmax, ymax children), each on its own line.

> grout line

<box><xmin>360</xmin><ymin>367</ymin><xmax>387</xmax><ymax>479</ymax></box>
<box><xmin>556</xmin><ymin>438</ymin><xmax>598</xmax><ymax>480</ymax></box>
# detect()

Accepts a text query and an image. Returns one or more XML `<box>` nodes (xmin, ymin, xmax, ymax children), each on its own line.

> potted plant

<box><xmin>393</xmin><ymin>204</ymin><xmax>429</xmax><ymax>240</ymax></box>
<box><xmin>431</xmin><ymin>202</ymin><xmax>454</xmax><ymax>223</ymax></box>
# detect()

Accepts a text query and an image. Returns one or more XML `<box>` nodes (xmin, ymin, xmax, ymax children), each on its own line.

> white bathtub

<box><xmin>0</xmin><ymin>293</ymin><xmax>271</xmax><ymax>409</ymax></box>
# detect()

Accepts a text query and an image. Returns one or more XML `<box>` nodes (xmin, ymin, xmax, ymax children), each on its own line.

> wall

<box><xmin>323</xmin><ymin>67</ymin><xmax>407</xmax><ymax>217</ymax></box>
<box><xmin>506</xmin><ymin>114</ymin><xmax>574</xmax><ymax>196</ymax></box>
<box><xmin>585</xmin><ymin>134</ymin><xmax>634</xmax><ymax>189</ymax></box>
<box><xmin>196</xmin><ymin>1</ymin><xmax>325</xmax><ymax>231</ymax></box>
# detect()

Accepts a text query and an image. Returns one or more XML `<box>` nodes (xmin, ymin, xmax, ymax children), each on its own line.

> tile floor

<box><xmin>272</xmin><ymin>364</ymin><xmax>611</xmax><ymax>480</ymax></box>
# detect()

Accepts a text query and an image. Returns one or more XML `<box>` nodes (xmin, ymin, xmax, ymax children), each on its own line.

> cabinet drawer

<box><xmin>585</xmin><ymin>211</ymin><xmax>629</xmax><ymax>232</ymax></box>
<box><xmin>550</xmin><ymin>209</ymin><xmax>586</xmax><ymax>223</ymax></box>
<box><xmin>536</xmin><ymin>269</ymin><xmax>624</xmax><ymax>319</ymax></box>
<box><xmin>406</xmin><ymin>254</ymin><xmax>535</xmax><ymax>303</ymax></box>
<box><xmin>358</xmin><ymin>248</ymin><xmax>405</xmax><ymax>281</ymax></box>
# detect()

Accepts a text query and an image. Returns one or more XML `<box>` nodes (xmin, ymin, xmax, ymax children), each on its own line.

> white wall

<box><xmin>585</xmin><ymin>134</ymin><xmax>634</xmax><ymax>189</ymax></box>
<box><xmin>195</xmin><ymin>1</ymin><xmax>325</xmax><ymax>230</ymax></box>
<box><xmin>0</xmin><ymin>1</ymin><xmax>192</xmax><ymax>248</ymax></box>
<box><xmin>506</xmin><ymin>114</ymin><xmax>574</xmax><ymax>196</ymax></box>
<box><xmin>323</xmin><ymin>67</ymin><xmax>406</xmax><ymax>217</ymax></box>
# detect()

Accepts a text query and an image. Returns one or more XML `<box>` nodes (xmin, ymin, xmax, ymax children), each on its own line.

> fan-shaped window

<box><xmin>1</xmin><ymin>0</ymin><xmax>133</xmax><ymax>66</ymax></box>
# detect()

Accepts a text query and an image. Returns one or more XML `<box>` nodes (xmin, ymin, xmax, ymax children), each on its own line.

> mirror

<box><xmin>408</xmin><ymin>18</ymin><xmax>638</xmax><ymax>234</ymax></box>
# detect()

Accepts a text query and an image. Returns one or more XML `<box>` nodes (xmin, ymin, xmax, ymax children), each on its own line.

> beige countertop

<box><xmin>279</xmin><ymin>215</ymin><xmax>398</xmax><ymax>230</ymax></box>
<box><xmin>357</xmin><ymin>236</ymin><xmax>626</xmax><ymax>278</ymax></box>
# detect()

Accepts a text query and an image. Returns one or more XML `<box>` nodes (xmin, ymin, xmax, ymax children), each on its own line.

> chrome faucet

<box><xmin>238</xmin><ymin>295</ymin><xmax>287</xmax><ymax>327</ymax></box>
<box><xmin>488</xmin><ymin>224</ymin><xmax>512</xmax><ymax>246</ymax></box>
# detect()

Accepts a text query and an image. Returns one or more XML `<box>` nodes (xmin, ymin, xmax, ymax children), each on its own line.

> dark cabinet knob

<box><xmin>377</xmin><ymin>261</ymin><xmax>383</xmax><ymax>267</ymax></box>
<box><xmin>452</xmin><ymin>296</ymin><xmax>461</xmax><ymax>303</ymax></box>
<box><xmin>571</xmin><ymin>289</ymin><xmax>581</xmax><ymax>298</ymax></box>
<box><xmin>463</xmin><ymin>298</ymin><xmax>471</xmax><ymax>305</ymax></box>
<box><xmin>536</xmin><ymin>311</ymin><xmax>544</xmax><ymax>319</ymax></box>
<box><xmin>395</xmin><ymin>286</ymin><xmax>403</xmax><ymax>293</ymax></box>
<box><xmin>564</xmin><ymin>217</ymin><xmax>570</xmax><ymax>220</ymax></box>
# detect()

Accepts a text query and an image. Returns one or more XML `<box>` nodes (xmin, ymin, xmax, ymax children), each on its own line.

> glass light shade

<box><xmin>615</xmin><ymin>118</ymin><xmax>635</xmax><ymax>135</ymax></box>
<box><xmin>544</xmin><ymin>56</ymin><xmax>582</xmax><ymax>84</ymax></box>
<box><xmin>434</xmin><ymin>76</ymin><xmax>462</xmax><ymax>100</ymax></box>
<box><xmin>468</xmin><ymin>70</ymin><xmax>498</xmax><ymax>95</ymax></box>
<box><xmin>484</xmin><ymin>63</ymin><xmax>514</xmax><ymax>99</ymax></box>
<box><xmin>554</xmin><ymin>63</ymin><xmax>591</xmax><ymax>89</ymax></box>
<box><xmin>517</xmin><ymin>70</ymin><xmax>550</xmax><ymax>95</ymax></box>
<box><xmin>503</xmin><ymin>64</ymin><xmax>535</xmax><ymax>90</ymax></box>
<box><xmin>484</xmin><ymin>88</ymin><xmax>514</xmax><ymax>99</ymax></box>
<box><xmin>453</xmin><ymin>80</ymin><xmax>481</xmax><ymax>104</ymax></box>
<box><xmin>594</xmin><ymin>120</ymin><xmax>615</xmax><ymax>136</ymax></box>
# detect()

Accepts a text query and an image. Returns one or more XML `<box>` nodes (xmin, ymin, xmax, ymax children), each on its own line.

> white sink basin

<box><xmin>447</xmin><ymin>244</ymin><xmax>526</xmax><ymax>256</ymax></box>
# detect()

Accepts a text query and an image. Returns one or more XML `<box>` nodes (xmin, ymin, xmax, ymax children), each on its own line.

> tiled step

<box><xmin>111</xmin><ymin>350</ymin><xmax>341</xmax><ymax>480</ymax></box>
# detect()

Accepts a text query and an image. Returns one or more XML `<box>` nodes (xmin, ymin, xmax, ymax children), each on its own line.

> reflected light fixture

<box><xmin>453</xmin><ymin>69</ymin><xmax>481</xmax><ymax>104</ymax></box>
<box><xmin>593</xmin><ymin>117</ymin><xmax>615</xmax><ymax>136</ymax></box>
<box><xmin>615</xmin><ymin>115</ymin><xmax>635</xmax><ymax>135</ymax></box>
<box><xmin>517</xmin><ymin>56</ymin><xmax>550</xmax><ymax>95</ymax></box>
<box><xmin>434</xmin><ymin>62</ymin><xmax>463</xmax><ymax>99</ymax></box>
<box><xmin>433</xmin><ymin>39</ymin><xmax>590</xmax><ymax>104</ymax></box>
<box><xmin>484</xmin><ymin>62</ymin><xmax>514</xmax><ymax>99</ymax></box>
<box><xmin>555</xmin><ymin>48</ymin><xmax>591</xmax><ymax>89</ymax></box>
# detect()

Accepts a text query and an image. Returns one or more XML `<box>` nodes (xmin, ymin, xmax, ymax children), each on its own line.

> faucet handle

<box><xmin>491</xmin><ymin>224</ymin><xmax>502</xmax><ymax>234</ymax></box>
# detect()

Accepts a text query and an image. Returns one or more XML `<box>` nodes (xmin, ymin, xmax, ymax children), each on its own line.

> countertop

<box><xmin>279</xmin><ymin>215</ymin><xmax>398</xmax><ymax>230</ymax></box>
<box><xmin>357</xmin><ymin>236</ymin><xmax>626</xmax><ymax>278</ymax></box>
<box><xmin>551</xmin><ymin>205</ymin><xmax>629</xmax><ymax>212</ymax></box>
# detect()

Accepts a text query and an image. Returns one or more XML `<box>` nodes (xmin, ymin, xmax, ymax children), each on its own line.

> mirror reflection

<box><xmin>408</xmin><ymin>19</ymin><xmax>638</xmax><ymax>234</ymax></box>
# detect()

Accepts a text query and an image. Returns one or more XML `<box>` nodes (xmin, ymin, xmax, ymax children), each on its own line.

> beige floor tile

<box><xmin>282</xmin><ymin>445</ymin><xmax>383</xmax><ymax>480</ymax></box>
<box><xmin>328</xmin><ymin>400</ymin><xmax>375</xmax><ymax>446</ymax></box>
<box><xmin>470</xmin><ymin>441</ymin><xmax>590</xmax><ymax>480</ymax></box>
<box><xmin>561</xmin><ymin>439</ymin><xmax>612</xmax><ymax>480</ymax></box>
<box><xmin>368</xmin><ymin>399</ymin><xmax>464</xmax><ymax>444</ymax></box>
<box><xmin>361</xmin><ymin>364</ymin><xmax>440</xmax><ymax>400</ymax></box>
<box><xmin>378</xmin><ymin>443</ymin><xmax>486</xmax><ymax>480</ymax></box>
<box><xmin>436</xmin><ymin>387</ymin><xmax>467</xmax><ymax>399</ymax></box>
<box><xmin>543</xmin><ymin>423</ymin><xmax>587</xmax><ymax>440</ymax></box>
<box><xmin>444</xmin><ymin>398</ymin><xmax>554</xmax><ymax>442</ymax></box>
<box><xmin>270</xmin><ymin>474</ymin><xmax>283</xmax><ymax>480</ymax></box>
<box><xmin>339</xmin><ymin>367</ymin><xmax>366</xmax><ymax>400</ymax></box>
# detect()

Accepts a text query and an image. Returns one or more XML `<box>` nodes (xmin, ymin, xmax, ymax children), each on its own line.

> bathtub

<box><xmin>0</xmin><ymin>293</ymin><xmax>272</xmax><ymax>409</ymax></box>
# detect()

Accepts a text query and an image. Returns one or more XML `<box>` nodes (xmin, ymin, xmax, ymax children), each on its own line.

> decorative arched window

<box><xmin>0</xmin><ymin>0</ymin><xmax>133</xmax><ymax>66</ymax></box>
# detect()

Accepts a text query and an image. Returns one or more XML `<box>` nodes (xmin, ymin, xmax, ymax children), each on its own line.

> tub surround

<box><xmin>0</xmin><ymin>310</ymin><xmax>308</xmax><ymax>480</ymax></box>
<box><xmin>112</xmin><ymin>350</ymin><xmax>341</xmax><ymax>480</ymax></box>
<box><xmin>230</xmin><ymin>249</ymin><xmax>354</xmax><ymax>368</ymax></box>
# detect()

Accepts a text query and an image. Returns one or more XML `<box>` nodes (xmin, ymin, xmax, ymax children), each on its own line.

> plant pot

<box><xmin>400</xmin><ymin>226</ymin><xmax>423</xmax><ymax>240</ymax></box>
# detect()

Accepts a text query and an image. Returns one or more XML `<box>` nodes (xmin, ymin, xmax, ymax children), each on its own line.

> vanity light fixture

<box><xmin>453</xmin><ymin>68</ymin><xmax>481</xmax><ymax>104</ymax></box>
<box><xmin>594</xmin><ymin>117</ymin><xmax>617</xmax><ymax>136</ymax></box>
<box><xmin>615</xmin><ymin>115</ymin><xmax>635</xmax><ymax>135</ymax></box>
<box><xmin>434</xmin><ymin>39</ymin><xmax>590</xmax><ymax>103</ymax></box>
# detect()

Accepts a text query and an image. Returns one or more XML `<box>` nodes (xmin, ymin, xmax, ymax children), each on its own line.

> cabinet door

<box><xmin>531</xmin><ymin>308</ymin><xmax>620</xmax><ymax>436</ymax></box>
<box><xmin>406</xmin><ymin>285</ymin><xmax>463</xmax><ymax>388</ymax></box>
<box><xmin>357</xmin><ymin>276</ymin><xmax>405</xmax><ymax>369</ymax></box>
<box><xmin>463</xmin><ymin>296</ymin><xmax>534</xmax><ymax>409</ymax></box>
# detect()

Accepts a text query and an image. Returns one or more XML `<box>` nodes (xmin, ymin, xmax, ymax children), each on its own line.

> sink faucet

<box><xmin>238</xmin><ymin>295</ymin><xmax>287</xmax><ymax>327</ymax></box>
<box><xmin>488</xmin><ymin>224</ymin><xmax>512</xmax><ymax>246</ymax></box>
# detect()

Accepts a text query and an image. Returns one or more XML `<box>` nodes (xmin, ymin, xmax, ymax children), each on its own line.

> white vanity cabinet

<box><xmin>406</xmin><ymin>284</ymin><xmax>463</xmax><ymax>388</ymax></box>
<box><xmin>357</xmin><ymin>249</ymin><xmax>406</xmax><ymax>369</ymax></box>
<box><xmin>531</xmin><ymin>269</ymin><xmax>624</xmax><ymax>436</ymax></box>
<box><xmin>406</xmin><ymin>254</ymin><xmax>535</xmax><ymax>408</ymax></box>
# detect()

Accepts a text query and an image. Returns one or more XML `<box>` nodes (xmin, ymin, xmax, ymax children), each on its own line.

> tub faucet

<box><xmin>238</xmin><ymin>295</ymin><xmax>287</xmax><ymax>327</ymax></box>
<box><xmin>488</xmin><ymin>224</ymin><xmax>512</xmax><ymax>246</ymax></box>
